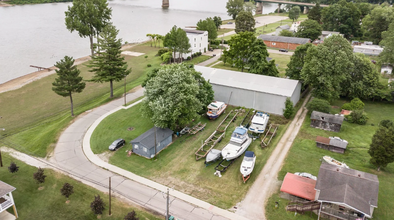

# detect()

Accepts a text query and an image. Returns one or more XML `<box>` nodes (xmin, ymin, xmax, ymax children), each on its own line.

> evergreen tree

<box><xmin>308</xmin><ymin>3</ymin><xmax>322</xmax><ymax>23</ymax></box>
<box><xmin>226</xmin><ymin>0</ymin><xmax>244</xmax><ymax>20</ymax></box>
<box><xmin>368</xmin><ymin>122</ymin><xmax>394</xmax><ymax>171</ymax></box>
<box><xmin>248</xmin><ymin>39</ymin><xmax>279</xmax><ymax>77</ymax></box>
<box><xmin>283</xmin><ymin>98</ymin><xmax>294</xmax><ymax>119</ymax></box>
<box><xmin>286</xmin><ymin>43</ymin><xmax>313</xmax><ymax>81</ymax></box>
<box><xmin>197</xmin><ymin>17</ymin><xmax>218</xmax><ymax>41</ymax></box>
<box><xmin>235</xmin><ymin>11</ymin><xmax>256</xmax><ymax>33</ymax></box>
<box><xmin>33</xmin><ymin>168</ymin><xmax>46</xmax><ymax>185</ymax></box>
<box><xmin>89</xmin><ymin>24</ymin><xmax>131</xmax><ymax>98</ymax></box>
<box><xmin>90</xmin><ymin>195</ymin><xmax>105</xmax><ymax>215</ymax></box>
<box><xmin>60</xmin><ymin>183</ymin><xmax>74</xmax><ymax>201</ymax></box>
<box><xmin>8</xmin><ymin>162</ymin><xmax>19</xmax><ymax>173</ymax></box>
<box><xmin>124</xmin><ymin>211</ymin><xmax>139</xmax><ymax>220</ymax></box>
<box><xmin>213</xmin><ymin>16</ymin><xmax>222</xmax><ymax>30</ymax></box>
<box><xmin>52</xmin><ymin>56</ymin><xmax>86</xmax><ymax>116</ymax></box>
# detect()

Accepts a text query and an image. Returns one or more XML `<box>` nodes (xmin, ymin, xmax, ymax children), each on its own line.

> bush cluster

<box><xmin>341</xmin><ymin>98</ymin><xmax>365</xmax><ymax>110</ymax></box>
<box><xmin>157</xmin><ymin>48</ymin><xmax>171</xmax><ymax>56</ymax></box>
<box><xmin>346</xmin><ymin>109</ymin><xmax>369</xmax><ymax>125</ymax></box>
<box><xmin>192</xmin><ymin>52</ymin><xmax>202</xmax><ymax>57</ymax></box>
<box><xmin>307</xmin><ymin>98</ymin><xmax>331</xmax><ymax>113</ymax></box>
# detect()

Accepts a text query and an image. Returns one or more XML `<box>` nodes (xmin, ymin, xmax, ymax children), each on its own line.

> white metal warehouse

<box><xmin>194</xmin><ymin>66</ymin><xmax>301</xmax><ymax>115</ymax></box>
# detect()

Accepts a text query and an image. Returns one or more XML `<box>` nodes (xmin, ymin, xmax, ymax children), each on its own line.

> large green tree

<box><xmin>226</xmin><ymin>0</ymin><xmax>244</xmax><ymax>20</ymax></box>
<box><xmin>296</xmin><ymin>19</ymin><xmax>322</xmax><ymax>41</ymax></box>
<box><xmin>243</xmin><ymin>1</ymin><xmax>256</xmax><ymax>14</ymax></box>
<box><xmin>285</xmin><ymin>43</ymin><xmax>313</xmax><ymax>81</ymax></box>
<box><xmin>248</xmin><ymin>39</ymin><xmax>279</xmax><ymax>77</ymax></box>
<box><xmin>361</xmin><ymin>5</ymin><xmax>394</xmax><ymax>44</ymax></box>
<box><xmin>321</xmin><ymin>0</ymin><xmax>361</xmax><ymax>39</ymax></box>
<box><xmin>224</xmin><ymin>31</ymin><xmax>256</xmax><ymax>72</ymax></box>
<box><xmin>163</xmin><ymin>26</ymin><xmax>191</xmax><ymax>62</ymax></box>
<box><xmin>301</xmin><ymin>35</ymin><xmax>353</xmax><ymax>101</ymax></box>
<box><xmin>379</xmin><ymin>22</ymin><xmax>394</xmax><ymax>65</ymax></box>
<box><xmin>65</xmin><ymin>0</ymin><xmax>112</xmax><ymax>56</ymax></box>
<box><xmin>289</xmin><ymin>6</ymin><xmax>301</xmax><ymax>22</ymax></box>
<box><xmin>197</xmin><ymin>17</ymin><xmax>218</xmax><ymax>41</ymax></box>
<box><xmin>279</xmin><ymin>29</ymin><xmax>294</xmax><ymax>37</ymax></box>
<box><xmin>368</xmin><ymin>122</ymin><xmax>394</xmax><ymax>171</ymax></box>
<box><xmin>52</xmin><ymin>56</ymin><xmax>86</xmax><ymax>116</ymax></box>
<box><xmin>308</xmin><ymin>3</ymin><xmax>322</xmax><ymax>23</ymax></box>
<box><xmin>213</xmin><ymin>16</ymin><xmax>222</xmax><ymax>30</ymax></box>
<box><xmin>356</xmin><ymin>2</ymin><xmax>372</xmax><ymax>19</ymax></box>
<box><xmin>235</xmin><ymin>11</ymin><xmax>256</xmax><ymax>33</ymax></box>
<box><xmin>141</xmin><ymin>64</ymin><xmax>213</xmax><ymax>130</ymax></box>
<box><xmin>89</xmin><ymin>24</ymin><xmax>131</xmax><ymax>98</ymax></box>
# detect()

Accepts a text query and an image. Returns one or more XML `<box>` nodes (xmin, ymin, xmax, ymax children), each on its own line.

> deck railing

<box><xmin>0</xmin><ymin>195</ymin><xmax>13</xmax><ymax>212</ymax></box>
<box><xmin>320</xmin><ymin>205</ymin><xmax>364</xmax><ymax>220</ymax></box>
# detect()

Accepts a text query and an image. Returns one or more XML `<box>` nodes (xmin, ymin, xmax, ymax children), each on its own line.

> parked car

<box><xmin>227</xmin><ymin>22</ymin><xmax>233</xmax><ymax>24</ymax></box>
<box><xmin>212</xmin><ymin>54</ymin><xmax>216</xmax><ymax>57</ymax></box>
<box><xmin>279</xmin><ymin>49</ymin><xmax>288</xmax><ymax>52</ymax></box>
<box><xmin>108</xmin><ymin>139</ymin><xmax>125</xmax><ymax>151</ymax></box>
<box><xmin>371</xmin><ymin>60</ymin><xmax>376</xmax><ymax>64</ymax></box>
<box><xmin>294</xmin><ymin>172</ymin><xmax>317</xmax><ymax>180</ymax></box>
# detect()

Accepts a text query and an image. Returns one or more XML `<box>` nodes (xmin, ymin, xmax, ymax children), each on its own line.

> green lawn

<box><xmin>217</xmin><ymin>28</ymin><xmax>233</xmax><ymax>37</ymax></box>
<box><xmin>266</xmin><ymin>100</ymin><xmax>394</xmax><ymax>220</ymax></box>
<box><xmin>91</xmin><ymin>104</ymin><xmax>290</xmax><ymax>209</ymax></box>
<box><xmin>0</xmin><ymin>44</ymin><xmax>162</xmax><ymax>157</ymax></box>
<box><xmin>184</xmin><ymin>55</ymin><xmax>212</xmax><ymax>65</ymax></box>
<box><xmin>0</xmin><ymin>153</ymin><xmax>162</xmax><ymax>220</ymax></box>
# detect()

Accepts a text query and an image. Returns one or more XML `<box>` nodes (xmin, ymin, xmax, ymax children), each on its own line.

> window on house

<box><xmin>201</xmin><ymin>37</ymin><xmax>202</xmax><ymax>40</ymax></box>
<box><xmin>321</xmin><ymin>117</ymin><xmax>325</xmax><ymax>120</ymax></box>
<box><xmin>194</xmin><ymin>38</ymin><xmax>196</xmax><ymax>42</ymax></box>
<box><xmin>143</xmin><ymin>147</ymin><xmax>147</xmax><ymax>153</ymax></box>
<box><xmin>272</xmin><ymin>42</ymin><xmax>276</xmax><ymax>46</ymax></box>
<box><xmin>194</xmin><ymin>44</ymin><xmax>196</xmax><ymax>47</ymax></box>
<box><xmin>199</xmin><ymin>43</ymin><xmax>201</xmax><ymax>47</ymax></box>
<box><xmin>134</xmin><ymin>144</ymin><xmax>139</xmax><ymax>149</ymax></box>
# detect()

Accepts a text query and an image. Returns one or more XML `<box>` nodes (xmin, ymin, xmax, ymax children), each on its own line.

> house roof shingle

<box><xmin>258</xmin><ymin>35</ymin><xmax>311</xmax><ymax>45</ymax></box>
<box><xmin>130</xmin><ymin>127</ymin><xmax>173</xmax><ymax>150</ymax></box>
<box><xmin>281</xmin><ymin>173</ymin><xmax>316</xmax><ymax>201</ymax></box>
<box><xmin>311</xmin><ymin>111</ymin><xmax>344</xmax><ymax>125</ymax></box>
<box><xmin>0</xmin><ymin>181</ymin><xmax>16</xmax><ymax>198</ymax></box>
<box><xmin>329</xmin><ymin>138</ymin><xmax>348</xmax><ymax>149</ymax></box>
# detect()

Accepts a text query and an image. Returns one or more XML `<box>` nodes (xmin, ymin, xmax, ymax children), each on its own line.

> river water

<box><xmin>0</xmin><ymin>0</ymin><xmax>277</xmax><ymax>84</ymax></box>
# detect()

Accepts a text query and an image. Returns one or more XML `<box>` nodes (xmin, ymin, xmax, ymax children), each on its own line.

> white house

<box><xmin>381</xmin><ymin>64</ymin><xmax>392</xmax><ymax>75</ymax></box>
<box><xmin>181</xmin><ymin>29</ymin><xmax>208</xmax><ymax>59</ymax></box>
<box><xmin>353</xmin><ymin>44</ymin><xmax>383</xmax><ymax>56</ymax></box>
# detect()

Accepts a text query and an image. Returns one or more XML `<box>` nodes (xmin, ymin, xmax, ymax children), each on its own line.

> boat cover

<box><xmin>245</xmin><ymin>151</ymin><xmax>254</xmax><ymax>158</ymax></box>
<box><xmin>234</xmin><ymin>127</ymin><xmax>247</xmax><ymax>135</ymax></box>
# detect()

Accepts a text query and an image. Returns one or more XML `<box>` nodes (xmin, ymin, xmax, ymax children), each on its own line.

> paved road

<box><xmin>50</xmin><ymin>88</ymin><xmax>249</xmax><ymax>220</ymax></box>
<box><xmin>235</xmin><ymin>94</ymin><xmax>311</xmax><ymax>219</ymax></box>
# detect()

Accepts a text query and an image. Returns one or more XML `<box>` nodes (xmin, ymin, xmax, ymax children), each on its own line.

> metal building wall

<box><xmin>290</xmin><ymin>82</ymin><xmax>302</xmax><ymax>106</ymax></box>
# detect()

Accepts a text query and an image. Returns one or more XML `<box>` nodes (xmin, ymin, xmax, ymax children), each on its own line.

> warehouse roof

<box><xmin>194</xmin><ymin>66</ymin><xmax>300</xmax><ymax>97</ymax></box>
<box><xmin>258</xmin><ymin>35</ymin><xmax>311</xmax><ymax>44</ymax></box>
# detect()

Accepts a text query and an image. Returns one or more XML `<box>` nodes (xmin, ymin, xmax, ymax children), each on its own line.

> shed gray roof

<box><xmin>321</xmin><ymin>31</ymin><xmax>340</xmax><ymax>35</ymax></box>
<box><xmin>258</xmin><ymin>35</ymin><xmax>311</xmax><ymax>44</ymax></box>
<box><xmin>130</xmin><ymin>127</ymin><xmax>173</xmax><ymax>150</ymax></box>
<box><xmin>277</xmin><ymin>24</ymin><xmax>290</xmax><ymax>30</ymax></box>
<box><xmin>329</xmin><ymin>138</ymin><xmax>348</xmax><ymax>149</ymax></box>
<box><xmin>311</xmin><ymin>111</ymin><xmax>344</xmax><ymax>125</ymax></box>
<box><xmin>316</xmin><ymin>163</ymin><xmax>379</xmax><ymax>217</ymax></box>
<box><xmin>194</xmin><ymin>66</ymin><xmax>300</xmax><ymax>97</ymax></box>
<box><xmin>0</xmin><ymin>181</ymin><xmax>16</xmax><ymax>198</ymax></box>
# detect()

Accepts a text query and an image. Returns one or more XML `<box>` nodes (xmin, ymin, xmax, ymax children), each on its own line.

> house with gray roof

<box><xmin>275</xmin><ymin>24</ymin><xmax>291</xmax><ymax>36</ymax></box>
<box><xmin>316</xmin><ymin>136</ymin><xmax>348</xmax><ymax>154</ymax></box>
<box><xmin>0</xmin><ymin>180</ymin><xmax>18</xmax><ymax>219</ymax></box>
<box><xmin>194</xmin><ymin>66</ymin><xmax>301</xmax><ymax>115</ymax></box>
<box><xmin>310</xmin><ymin>111</ymin><xmax>344</xmax><ymax>132</ymax></box>
<box><xmin>315</xmin><ymin>163</ymin><xmax>379</xmax><ymax>219</ymax></box>
<box><xmin>130</xmin><ymin>127</ymin><xmax>173</xmax><ymax>159</ymax></box>
<box><xmin>258</xmin><ymin>35</ymin><xmax>311</xmax><ymax>50</ymax></box>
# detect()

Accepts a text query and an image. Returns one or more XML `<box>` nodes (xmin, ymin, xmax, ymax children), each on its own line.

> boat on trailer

<box><xmin>205</xmin><ymin>149</ymin><xmax>222</xmax><ymax>165</ymax></box>
<box><xmin>221</xmin><ymin>126</ymin><xmax>252</xmax><ymax>161</ymax></box>
<box><xmin>207</xmin><ymin>101</ymin><xmax>227</xmax><ymax>120</ymax></box>
<box><xmin>240</xmin><ymin>151</ymin><xmax>256</xmax><ymax>183</ymax></box>
<box><xmin>323</xmin><ymin>156</ymin><xmax>349</xmax><ymax>168</ymax></box>
<box><xmin>249</xmin><ymin>112</ymin><xmax>270</xmax><ymax>134</ymax></box>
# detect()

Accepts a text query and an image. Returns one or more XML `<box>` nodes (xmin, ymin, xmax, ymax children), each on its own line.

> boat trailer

<box><xmin>240</xmin><ymin>108</ymin><xmax>255</xmax><ymax>128</ymax></box>
<box><xmin>214</xmin><ymin>158</ymin><xmax>237</xmax><ymax>177</ymax></box>
<box><xmin>261</xmin><ymin>124</ymin><xmax>278</xmax><ymax>147</ymax></box>
<box><xmin>179</xmin><ymin>122</ymin><xmax>206</xmax><ymax>135</ymax></box>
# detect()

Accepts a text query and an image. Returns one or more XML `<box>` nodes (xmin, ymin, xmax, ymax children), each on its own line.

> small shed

<box><xmin>130</xmin><ymin>127</ymin><xmax>173</xmax><ymax>159</ymax></box>
<box><xmin>280</xmin><ymin>173</ymin><xmax>316</xmax><ymax>201</ymax></box>
<box><xmin>310</xmin><ymin>111</ymin><xmax>344</xmax><ymax>132</ymax></box>
<box><xmin>0</xmin><ymin>180</ymin><xmax>18</xmax><ymax>219</ymax></box>
<box><xmin>316</xmin><ymin>136</ymin><xmax>348</xmax><ymax>154</ymax></box>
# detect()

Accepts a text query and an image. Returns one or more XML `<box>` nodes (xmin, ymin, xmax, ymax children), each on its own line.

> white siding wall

<box><xmin>178</xmin><ymin>32</ymin><xmax>208</xmax><ymax>59</ymax></box>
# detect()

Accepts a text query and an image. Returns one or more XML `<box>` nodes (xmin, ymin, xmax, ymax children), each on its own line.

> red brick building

<box><xmin>258</xmin><ymin>35</ymin><xmax>311</xmax><ymax>50</ymax></box>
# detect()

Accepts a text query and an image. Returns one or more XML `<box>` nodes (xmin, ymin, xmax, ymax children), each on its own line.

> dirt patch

<box><xmin>97</xmin><ymin>151</ymin><xmax>114</xmax><ymax>163</ymax></box>
<box><xmin>127</xmin><ymin>127</ymin><xmax>134</xmax><ymax>131</ymax></box>
<box><xmin>130</xmin><ymin>85</ymin><xmax>142</xmax><ymax>93</ymax></box>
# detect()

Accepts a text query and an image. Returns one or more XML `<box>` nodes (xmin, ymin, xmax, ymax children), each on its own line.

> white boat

<box><xmin>207</xmin><ymin>101</ymin><xmax>227</xmax><ymax>120</ymax></box>
<box><xmin>205</xmin><ymin>149</ymin><xmax>222</xmax><ymax>164</ymax></box>
<box><xmin>323</xmin><ymin>156</ymin><xmax>349</xmax><ymax>168</ymax></box>
<box><xmin>248</xmin><ymin>112</ymin><xmax>269</xmax><ymax>134</ymax></box>
<box><xmin>221</xmin><ymin>126</ymin><xmax>252</xmax><ymax>161</ymax></box>
<box><xmin>240</xmin><ymin>151</ymin><xmax>256</xmax><ymax>179</ymax></box>
<box><xmin>294</xmin><ymin>172</ymin><xmax>317</xmax><ymax>181</ymax></box>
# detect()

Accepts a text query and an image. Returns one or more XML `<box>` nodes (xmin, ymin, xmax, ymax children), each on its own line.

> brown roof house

<box><xmin>310</xmin><ymin>111</ymin><xmax>344</xmax><ymax>132</ymax></box>
<box><xmin>258</xmin><ymin>35</ymin><xmax>311</xmax><ymax>50</ymax></box>
<box><xmin>0</xmin><ymin>180</ymin><xmax>18</xmax><ymax>219</ymax></box>
<box><xmin>316</xmin><ymin>136</ymin><xmax>348</xmax><ymax>154</ymax></box>
<box><xmin>315</xmin><ymin>163</ymin><xmax>379</xmax><ymax>220</ymax></box>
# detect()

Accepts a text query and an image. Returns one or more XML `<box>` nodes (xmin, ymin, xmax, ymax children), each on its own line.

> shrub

<box><xmin>144</xmin><ymin>55</ymin><xmax>148</xmax><ymax>58</ymax></box>
<box><xmin>33</xmin><ymin>167</ymin><xmax>46</xmax><ymax>184</ymax></box>
<box><xmin>8</xmin><ymin>162</ymin><xmax>19</xmax><ymax>173</ymax></box>
<box><xmin>283</xmin><ymin>98</ymin><xmax>294</xmax><ymax>119</ymax></box>
<box><xmin>186</xmin><ymin>56</ymin><xmax>191</xmax><ymax>60</ymax></box>
<box><xmin>161</xmin><ymin>52</ymin><xmax>172</xmax><ymax>64</ymax></box>
<box><xmin>341</xmin><ymin>103</ymin><xmax>353</xmax><ymax>110</ymax></box>
<box><xmin>307</xmin><ymin>98</ymin><xmax>331</xmax><ymax>113</ymax></box>
<box><xmin>157</xmin><ymin>48</ymin><xmax>171</xmax><ymax>56</ymax></box>
<box><xmin>346</xmin><ymin>109</ymin><xmax>368</xmax><ymax>125</ymax></box>
<box><xmin>124</xmin><ymin>210</ymin><xmax>139</xmax><ymax>220</ymax></box>
<box><xmin>61</xmin><ymin>183</ymin><xmax>74</xmax><ymax>200</ymax></box>
<box><xmin>380</xmin><ymin>119</ymin><xmax>394</xmax><ymax>128</ymax></box>
<box><xmin>342</xmin><ymin>98</ymin><xmax>365</xmax><ymax>110</ymax></box>
<box><xmin>90</xmin><ymin>195</ymin><xmax>105</xmax><ymax>215</ymax></box>
<box><xmin>147</xmin><ymin>64</ymin><xmax>151</xmax><ymax>67</ymax></box>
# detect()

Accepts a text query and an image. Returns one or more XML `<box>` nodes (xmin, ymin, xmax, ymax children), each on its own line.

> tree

<box><xmin>89</xmin><ymin>24</ymin><xmax>131</xmax><ymax>98</ymax></box>
<box><xmin>226</xmin><ymin>0</ymin><xmax>244</xmax><ymax>20</ymax></box>
<box><xmin>361</xmin><ymin>5</ymin><xmax>394</xmax><ymax>44</ymax></box>
<box><xmin>306</xmin><ymin>98</ymin><xmax>331</xmax><ymax>113</ymax></box>
<box><xmin>213</xmin><ymin>16</ymin><xmax>222</xmax><ymax>30</ymax></box>
<box><xmin>368</xmin><ymin>123</ymin><xmax>394</xmax><ymax>171</ymax></box>
<box><xmin>33</xmin><ymin>168</ymin><xmax>46</xmax><ymax>185</ymax></box>
<box><xmin>286</xmin><ymin>43</ymin><xmax>313</xmax><ymax>81</ymax></box>
<box><xmin>243</xmin><ymin>1</ymin><xmax>256</xmax><ymax>14</ymax></box>
<box><xmin>321</xmin><ymin>0</ymin><xmax>361</xmax><ymax>39</ymax></box>
<box><xmin>296</xmin><ymin>19</ymin><xmax>322</xmax><ymax>41</ymax></box>
<box><xmin>342</xmin><ymin>98</ymin><xmax>365</xmax><ymax>110</ymax></box>
<box><xmin>90</xmin><ymin>195</ymin><xmax>105</xmax><ymax>215</ymax></box>
<box><xmin>356</xmin><ymin>3</ymin><xmax>372</xmax><ymax>19</ymax></box>
<box><xmin>146</xmin><ymin>34</ymin><xmax>154</xmax><ymax>47</ymax></box>
<box><xmin>52</xmin><ymin>56</ymin><xmax>86</xmax><ymax>117</ymax></box>
<box><xmin>65</xmin><ymin>0</ymin><xmax>112</xmax><ymax>56</ymax></box>
<box><xmin>163</xmin><ymin>26</ymin><xmax>191</xmax><ymax>62</ymax></box>
<box><xmin>289</xmin><ymin>6</ymin><xmax>301</xmax><ymax>22</ymax></box>
<box><xmin>308</xmin><ymin>3</ymin><xmax>322</xmax><ymax>23</ymax></box>
<box><xmin>248</xmin><ymin>39</ymin><xmax>279</xmax><ymax>77</ymax></box>
<box><xmin>8</xmin><ymin>162</ymin><xmax>19</xmax><ymax>173</ymax></box>
<box><xmin>156</xmin><ymin>34</ymin><xmax>164</xmax><ymax>48</ymax></box>
<box><xmin>279</xmin><ymin>29</ymin><xmax>294</xmax><ymax>37</ymax></box>
<box><xmin>225</xmin><ymin>31</ymin><xmax>256</xmax><ymax>72</ymax></box>
<box><xmin>124</xmin><ymin>211</ymin><xmax>139</xmax><ymax>220</ymax></box>
<box><xmin>235</xmin><ymin>11</ymin><xmax>255</xmax><ymax>33</ymax></box>
<box><xmin>197</xmin><ymin>17</ymin><xmax>218</xmax><ymax>41</ymax></box>
<box><xmin>283</xmin><ymin>98</ymin><xmax>294</xmax><ymax>119</ymax></box>
<box><xmin>379</xmin><ymin>22</ymin><xmax>394</xmax><ymax>65</ymax></box>
<box><xmin>141</xmin><ymin>64</ymin><xmax>213</xmax><ymax>130</ymax></box>
<box><xmin>60</xmin><ymin>183</ymin><xmax>74</xmax><ymax>201</ymax></box>
<box><xmin>301</xmin><ymin>35</ymin><xmax>353</xmax><ymax>101</ymax></box>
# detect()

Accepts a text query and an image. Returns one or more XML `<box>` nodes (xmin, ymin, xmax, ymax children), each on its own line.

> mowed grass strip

<box><xmin>266</xmin><ymin>100</ymin><xmax>394</xmax><ymax>220</ymax></box>
<box><xmin>91</xmin><ymin>104</ymin><xmax>290</xmax><ymax>209</ymax></box>
<box><xmin>0</xmin><ymin>44</ymin><xmax>162</xmax><ymax>157</ymax></box>
<box><xmin>0</xmin><ymin>153</ymin><xmax>163</xmax><ymax>220</ymax></box>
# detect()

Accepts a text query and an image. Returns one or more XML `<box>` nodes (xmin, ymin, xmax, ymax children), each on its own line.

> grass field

<box><xmin>217</xmin><ymin>28</ymin><xmax>233</xmax><ymax>37</ymax></box>
<box><xmin>184</xmin><ymin>55</ymin><xmax>212</xmax><ymax>65</ymax></box>
<box><xmin>0</xmin><ymin>153</ymin><xmax>162</xmax><ymax>220</ymax></box>
<box><xmin>0</xmin><ymin>44</ymin><xmax>162</xmax><ymax>157</ymax></box>
<box><xmin>266</xmin><ymin>100</ymin><xmax>394</xmax><ymax>220</ymax></box>
<box><xmin>91</xmin><ymin>104</ymin><xmax>291</xmax><ymax>209</ymax></box>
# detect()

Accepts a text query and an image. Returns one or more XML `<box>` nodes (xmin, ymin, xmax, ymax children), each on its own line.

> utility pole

<box><xmin>124</xmin><ymin>75</ymin><xmax>127</xmax><ymax>106</ymax></box>
<box><xmin>166</xmin><ymin>188</ymin><xmax>170</xmax><ymax>220</ymax></box>
<box><xmin>109</xmin><ymin>177</ymin><xmax>112</xmax><ymax>216</ymax></box>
